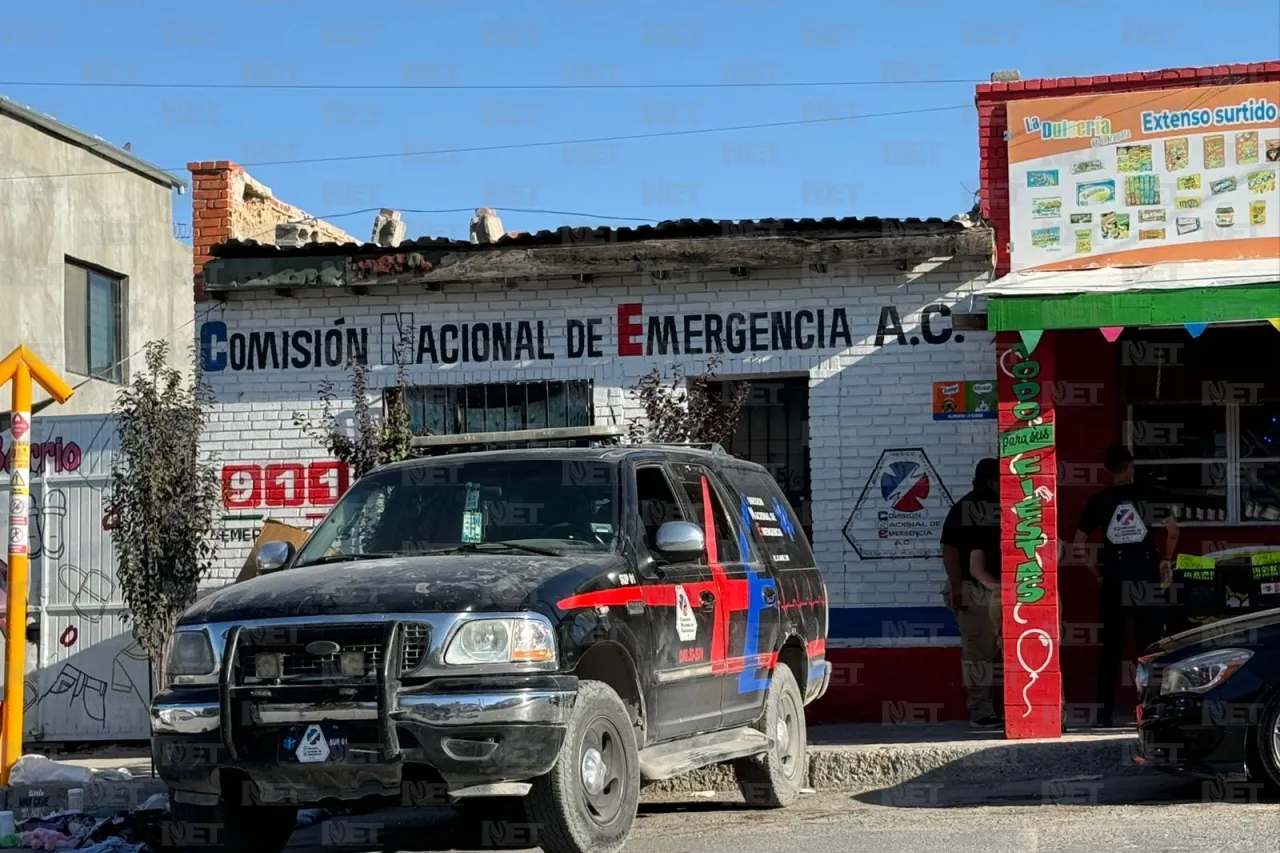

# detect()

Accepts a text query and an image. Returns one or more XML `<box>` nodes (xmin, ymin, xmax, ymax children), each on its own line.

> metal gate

<box><xmin>0</xmin><ymin>413</ymin><xmax>151</xmax><ymax>742</ymax></box>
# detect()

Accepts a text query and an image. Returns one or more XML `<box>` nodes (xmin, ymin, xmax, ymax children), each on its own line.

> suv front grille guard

<box><xmin>220</xmin><ymin>622</ymin><xmax>408</xmax><ymax>764</ymax></box>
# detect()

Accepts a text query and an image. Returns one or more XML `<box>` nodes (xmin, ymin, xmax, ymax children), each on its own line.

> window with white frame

<box><xmin>1122</xmin><ymin>325</ymin><xmax>1279</xmax><ymax>525</ymax></box>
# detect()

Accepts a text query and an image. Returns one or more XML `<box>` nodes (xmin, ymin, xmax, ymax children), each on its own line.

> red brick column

<box><xmin>188</xmin><ymin>160</ymin><xmax>236</xmax><ymax>303</ymax></box>
<box><xmin>997</xmin><ymin>331</ymin><xmax>1062</xmax><ymax>738</ymax></box>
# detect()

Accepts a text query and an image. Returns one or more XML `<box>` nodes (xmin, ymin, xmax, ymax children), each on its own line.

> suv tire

<box><xmin>525</xmin><ymin>680</ymin><xmax>640</xmax><ymax>853</ymax></box>
<box><xmin>733</xmin><ymin>663</ymin><xmax>807</xmax><ymax>808</ymax></box>
<box><xmin>166</xmin><ymin>795</ymin><xmax>296</xmax><ymax>853</ymax></box>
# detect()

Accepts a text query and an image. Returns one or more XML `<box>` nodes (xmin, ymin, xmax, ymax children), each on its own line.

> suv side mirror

<box><xmin>654</xmin><ymin>521</ymin><xmax>705</xmax><ymax>563</ymax></box>
<box><xmin>257</xmin><ymin>541</ymin><xmax>295</xmax><ymax>574</ymax></box>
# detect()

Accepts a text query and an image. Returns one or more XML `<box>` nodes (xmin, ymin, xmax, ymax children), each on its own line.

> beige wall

<box><xmin>0</xmin><ymin>115</ymin><xmax>192</xmax><ymax>414</ymax></box>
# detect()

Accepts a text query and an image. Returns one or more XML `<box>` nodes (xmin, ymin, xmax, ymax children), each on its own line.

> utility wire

<box><xmin>0</xmin><ymin>102</ymin><xmax>972</xmax><ymax>182</ymax></box>
<box><xmin>0</xmin><ymin>78</ymin><xmax>986</xmax><ymax>91</ymax></box>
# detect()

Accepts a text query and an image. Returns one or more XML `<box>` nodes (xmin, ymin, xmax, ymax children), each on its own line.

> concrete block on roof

<box><xmin>470</xmin><ymin>207</ymin><xmax>505</xmax><ymax>244</ymax></box>
<box><xmin>276</xmin><ymin>220</ymin><xmax>319</xmax><ymax>248</ymax></box>
<box><xmin>372</xmin><ymin>208</ymin><xmax>406</xmax><ymax>248</ymax></box>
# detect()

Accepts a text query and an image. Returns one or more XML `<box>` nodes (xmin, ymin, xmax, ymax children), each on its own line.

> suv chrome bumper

<box><xmin>152</xmin><ymin>688</ymin><xmax>576</xmax><ymax>735</ymax></box>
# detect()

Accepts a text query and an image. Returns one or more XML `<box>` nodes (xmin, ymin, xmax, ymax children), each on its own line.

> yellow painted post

<box><xmin>0</xmin><ymin>347</ymin><xmax>73</xmax><ymax>785</ymax></box>
<box><xmin>3</xmin><ymin>363</ymin><xmax>31</xmax><ymax>784</ymax></box>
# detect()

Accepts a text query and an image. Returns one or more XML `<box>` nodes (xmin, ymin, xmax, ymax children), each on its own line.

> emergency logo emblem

<box><xmin>674</xmin><ymin>585</ymin><xmax>697</xmax><ymax>642</ymax></box>
<box><xmin>1106</xmin><ymin>502</ymin><xmax>1148</xmax><ymax>545</ymax></box>
<box><xmin>296</xmin><ymin>724</ymin><xmax>331</xmax><ymax>763</ymax></box>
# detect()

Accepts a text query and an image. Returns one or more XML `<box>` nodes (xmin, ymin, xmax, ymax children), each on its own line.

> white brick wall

<box><xmin>199</xmin><ymin>259</ymin><xmax>996</xmax><ymax>625</ymax></box>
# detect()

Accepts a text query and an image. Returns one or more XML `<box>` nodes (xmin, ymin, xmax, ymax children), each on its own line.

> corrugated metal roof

<box><xmin>212</xmin><ymin>216</ymin><xmax>971</xmax><ymax>259</ymax></box>
<box><xmin>0</xmin><ymin>95</ymin><xmax>186</xmax><ymax>190</ymax></box>
<box><xmin>984</xmin><ymin>258</ymin><xmax>1280</xmax><ymax>296</ymax></box>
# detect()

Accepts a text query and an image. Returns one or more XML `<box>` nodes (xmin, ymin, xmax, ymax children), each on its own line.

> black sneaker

<box><xmin>970</xmin><ymin>715</ymin><xmax>1002</xmax><ymax>729</ymax></box>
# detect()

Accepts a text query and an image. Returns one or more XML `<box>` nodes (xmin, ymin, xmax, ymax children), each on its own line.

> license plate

<box><xmin>280</xmin><ymin>723</ymin><xmax>349</xmax><ymax>764</ymax></box>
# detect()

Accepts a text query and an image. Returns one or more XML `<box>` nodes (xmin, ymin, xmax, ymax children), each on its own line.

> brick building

<box><xmin>191</xmin><ymin>184</ymin><xmax>995</xmax><ymax>722</ymax></box>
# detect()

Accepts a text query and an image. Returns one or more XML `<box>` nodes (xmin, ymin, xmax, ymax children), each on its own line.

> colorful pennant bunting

<box><xmin>1100</xmin><ymin>327</ymin><xmax>1124</xmax><ymax>343</ymax></box>
<box><xmin>1019</xmin><ymin>330</ymin><xmax>1044</xmax><ymax>354</ymax></box>
<box><xmin>1184</xmin><ymin>323</ymin><xmax>1208</xmax><ymax>338</ymax></box>
<box><xmin>1270</xmin><ymin>318</ymin><xmax>1280</xmax><ymax>332</ymax></box>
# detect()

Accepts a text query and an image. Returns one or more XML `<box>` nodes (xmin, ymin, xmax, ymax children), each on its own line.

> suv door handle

<box><xmin>700</xmin><ymin>591</ymin><xmax>715</xmax><ymax>611</ymax></box>
<box><xmin>763</xmin><ymin>586</ymin><xmax>778</xmax><ymax>604</ymax></box>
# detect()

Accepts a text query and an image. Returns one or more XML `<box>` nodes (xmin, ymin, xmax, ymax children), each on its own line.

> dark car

<box><xmin>1135</xmin><ymin>607</ymin><xmax>1280</xmax><ymax>790</ymax></box>
<box><xmin>151</xmin><ymin>445</ymin><xmax>830</xmax><ymax>853</ymax></box>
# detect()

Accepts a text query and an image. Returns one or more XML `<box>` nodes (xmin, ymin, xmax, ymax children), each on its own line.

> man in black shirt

<box><xmin>1074</xmin><ymin>444</ymin><xmax>1180</xmax><ymax>728</ymax></box>
<box><xmin>940</xmin><ymin>458</ymin><xmax>1002</xmax><ymax>728</ymax></box>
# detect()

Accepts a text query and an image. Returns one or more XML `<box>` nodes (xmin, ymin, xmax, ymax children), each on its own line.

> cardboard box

<box><xmin>236</xmin><ymin>519</ymin><xmax>312</xmax><ymax>583</ymax></box>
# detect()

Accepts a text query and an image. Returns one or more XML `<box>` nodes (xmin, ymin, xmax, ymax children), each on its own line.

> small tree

<box><xmin>111</xmin><ymin>340</ymin><xmax>221</xmax><ymax>678</ymax></box>
<box><xmin>295</xmin><ymin>337</ymin><xmax>416</xmax><ymax>481</ymax></box>
<box><xmin>628</xmin><ymin>355</ymin><xmax>748</xmax><ymax>445</ymax></box>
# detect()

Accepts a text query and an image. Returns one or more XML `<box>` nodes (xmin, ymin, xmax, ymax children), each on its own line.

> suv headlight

<box><xmin>1160</xmin><ymin>648</ymin><xmax>1252</xmax><ymax>696</ymax></box>
<box><xmin>444</xmin><ymin>617</ymin><xmax>556</xmax><ymax>666</ymax></box>
<box><xmin>167</xmin><ymin>629</ymin><xmax>217</xmax><ymax>685</ymax></box>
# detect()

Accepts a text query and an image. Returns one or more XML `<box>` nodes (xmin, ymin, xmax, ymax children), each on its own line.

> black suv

<box><xmin>151</xmin><ymin>445</ymin><xmax>830</xmax><ymax>853</ymax></box>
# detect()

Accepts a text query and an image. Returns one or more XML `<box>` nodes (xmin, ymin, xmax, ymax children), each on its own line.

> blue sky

<box><xmin>3</xmin><ymin>0</ymin><xmax>1278</xmax><ymax>242</ymax></box>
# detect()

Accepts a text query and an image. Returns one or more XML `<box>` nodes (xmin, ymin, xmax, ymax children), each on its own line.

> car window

<box><xmin>671</xmin><ymin>463</ymin><xmax>744</xmax><ymax>563</ymax></box>
<box><xmin>720</xmin><ymin>465</ymin><xmax>816</xmax><ymax>569</ymax></box>
<box><xmin>295</xmin><ymin>458</ymin><xmax>621</xmax><ymax>563</ymax></box>
<box><xmin>635</xmin><ymin>465</ymin><xmax>685</xmax><ymax>552</ymax></box>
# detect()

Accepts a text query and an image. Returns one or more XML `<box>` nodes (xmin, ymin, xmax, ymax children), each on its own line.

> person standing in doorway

<box><xmin>1073</xmin><ymin>444</ymin><xmax>1180</xmax><ymax>728</ymax></box>
<box><xmin>941</xmin><ymin>458</ymin><xmax>1003</xmax><ymax>728</ymax></box>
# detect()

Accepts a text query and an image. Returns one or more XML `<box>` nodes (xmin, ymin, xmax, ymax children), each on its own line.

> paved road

<box><xmin>287</xmin><ymin>773</ymin><xmax>1280</xmax><ymax>852</ymax></box>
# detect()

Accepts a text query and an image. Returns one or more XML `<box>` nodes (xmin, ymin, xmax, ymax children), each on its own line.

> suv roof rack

<box><xmin>634</xmin><ymin>441</ymin><xmax>728</xmax><ymax>455</ymax></box>
<box><xmin>410</xmin><ymin>425</ymin><xmax>626</xmax><ymax>455</ymax></box>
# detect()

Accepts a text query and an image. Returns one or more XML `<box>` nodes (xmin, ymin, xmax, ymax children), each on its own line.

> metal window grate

<box><xmin>707</xmin><ymin>377</ymin><xmax>812</xmax><ymax>542</ymax></box>
<box><xmin>404</xmin><ymin>380</ymin><xmax>595</xmax><ymax>436</ymax></box>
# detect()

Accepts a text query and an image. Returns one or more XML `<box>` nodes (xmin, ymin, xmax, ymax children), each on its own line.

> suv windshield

<box><xmin>295</xmin><ymin>458</ymin><xmax>621</xmax><ymax>566</ymax></box>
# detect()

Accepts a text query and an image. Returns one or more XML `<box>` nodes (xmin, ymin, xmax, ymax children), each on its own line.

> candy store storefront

<box><xmin>974</xmin><ymin>65</ymin><xmax>1280</xmax><ymax>737</ymax></box>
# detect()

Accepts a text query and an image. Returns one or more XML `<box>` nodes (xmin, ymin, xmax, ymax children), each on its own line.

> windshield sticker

<box><xmin>591</xmin><ymin>522</ymin><xmax>614</xmax><ymax>534</ymax></box>
<box><xmin>772</xmin><ymin>497</ymin><xmax>798</xmax><ymax>542</ymax></box>
<box><xmin>463</xmin><ymin>482</ymin><xmax>480</xmax><ymax>512</ymax></box>
<box><xmin>461</xmin><ymin>511</ymin><xmax>484</xmax><ymax>543</ymax></box>
<box><xmin>674</xmin><ymin>585</ymin><xmax>697</xmax><ymax>642</ymax></box>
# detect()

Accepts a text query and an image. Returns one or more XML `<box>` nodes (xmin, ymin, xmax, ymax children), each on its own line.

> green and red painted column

<box><xmin>997</xmin><ymin>331</ymin><xmax>1061</xmax><ymax>738</ymax></box>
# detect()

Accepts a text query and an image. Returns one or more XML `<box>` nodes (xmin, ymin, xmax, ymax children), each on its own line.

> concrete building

<box><xmin>0</xmin><ymin>96</ymin><xmax>191</xmax><ymax>414</ymax></box>
<box><xmin>191</xmin><ymin>168</ymin><xmax>997</xmax><ymax>723</ymax></box>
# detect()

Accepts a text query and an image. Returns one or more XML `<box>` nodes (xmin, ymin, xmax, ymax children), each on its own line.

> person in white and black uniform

<box><xmin>1073</xmin><ymin>444</ymin><xmax>1181</xmax><ymax>729</ymax></box>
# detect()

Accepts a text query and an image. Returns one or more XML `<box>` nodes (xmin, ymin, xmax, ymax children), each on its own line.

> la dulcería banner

<box><xmin>1006</xmin><ymin>82</ymin><xmax>1279</xmax><ymax>273</ymax></box>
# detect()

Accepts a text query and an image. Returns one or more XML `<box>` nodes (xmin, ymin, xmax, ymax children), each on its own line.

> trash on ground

<box><xmin>12</xmin><ymin>806</ymin><xmax>168</xmax><ymax>853</ymax></box>
<box><xmin>137</xmin><ymin>794</ymin><xmax>168</xmax><ymax>814</ymax></box>
<box><xmin>21</xmin><ymin>828</ymin><xmax>76</xmax><ymax>851</ymax></box>
<box><xmin>7</xmin><ymin>756</ymin><xmax>133</xmax><ymax>786</ymax></box>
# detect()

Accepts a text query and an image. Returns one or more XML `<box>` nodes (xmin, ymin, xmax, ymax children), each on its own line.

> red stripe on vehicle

<box><xmin>701</xmin><ymin>475</ymin><xmax>732</xmax><ymax>673</ymax></box>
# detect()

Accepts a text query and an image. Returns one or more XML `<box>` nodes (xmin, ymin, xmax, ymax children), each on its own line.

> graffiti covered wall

<box><xmin>0</xmin><ymin>414</ymin><xmax>152</xmax><ymax>741</ymax></box>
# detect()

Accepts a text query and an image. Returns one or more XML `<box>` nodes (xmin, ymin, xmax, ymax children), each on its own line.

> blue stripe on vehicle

<box><xmin>737</xmin><ymin>570</ymin><xmax>777</xmax><ymax>694</ymax></box>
